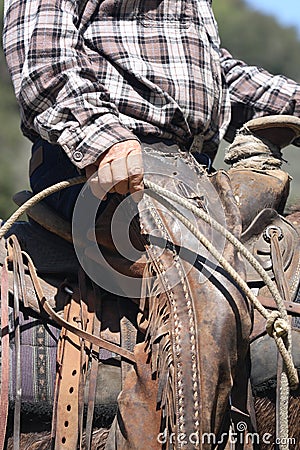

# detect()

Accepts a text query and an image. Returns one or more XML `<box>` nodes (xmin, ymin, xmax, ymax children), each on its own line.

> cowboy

<box><xmin>3</xmin><ymin>0</ymin><xmax>300</xmax><ymax>221</ymax></box>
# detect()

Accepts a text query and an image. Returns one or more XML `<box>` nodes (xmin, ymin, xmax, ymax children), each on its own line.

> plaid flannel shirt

<box><xmin>3</xmin><ymin>0</ymin><xmax>300</xmax><ymax>168</ymax></box>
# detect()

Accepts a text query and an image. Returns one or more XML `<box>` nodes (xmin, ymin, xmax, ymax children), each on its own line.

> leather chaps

<box><xmin>90</xmin><ymin>145</ymin><xmax>253</xmax><ymax>449</ymax></box>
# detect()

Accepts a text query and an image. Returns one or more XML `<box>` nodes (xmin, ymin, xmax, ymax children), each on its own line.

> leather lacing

<box><xmin>0</xmin><ymin>175</ymin><xmax>298</xmax><ymax>450</ymax></box>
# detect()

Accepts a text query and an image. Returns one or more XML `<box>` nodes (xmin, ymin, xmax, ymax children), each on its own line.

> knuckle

<box><xmin>113</xmin><ymin>174</ymin><xmax>127</xmax><ymax>183</ymax></box>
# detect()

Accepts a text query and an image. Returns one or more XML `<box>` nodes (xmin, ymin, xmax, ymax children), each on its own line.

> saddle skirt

<box><xmin>241</xmin><ymin>208</ymin><xmax>300</xmax><ymax>295</ymax></box>
<box><xmin>2</xmin><ymin>142</ymin><xmax>300</xmax><ymax>445</ymax></box>
<box><xmin>240</xmin><ymin>209</ymin><xmax>300</xmax><ymax>392</ymax></box>
<box><xmin>0</xmin><ymin>221</ymin><xmax>139</xmax><ymax>427</ymax></box>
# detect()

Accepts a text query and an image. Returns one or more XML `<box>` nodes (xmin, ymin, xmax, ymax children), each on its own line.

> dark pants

<box><xmin>29</xmin><ymin>138</ymin><xmax>210</xmax><ymax>222</ymax></box>
<box><xmin>30</xmin><ymin>139</ymin><xmax>83</xmax><ymax>222</ymax></box>
<box><xmin>29</xmin><ymin>139</ymin><xmax>111</xmax><ymax>222</ymax></box>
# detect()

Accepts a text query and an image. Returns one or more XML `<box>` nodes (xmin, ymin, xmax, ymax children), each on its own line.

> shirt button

<box><xmin>73</xmin><ymin>151</ymin><xmax>83</xmax><ymax>162</ymax></box>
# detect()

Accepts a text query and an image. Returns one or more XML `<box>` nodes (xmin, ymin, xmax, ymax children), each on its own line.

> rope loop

<box><xmin>1</xmin><ymin>174</ymin><xmax>297</xmax><ymax>449</ymax></box>
<box><xmin>266</xmin><ymin>311</ymin><xmax>289</xmax><ymax>338</ymax></box>
<box><xmin>0</xmin><ymin>176</ymin><xmax>298</xmax><ymax>389</ymax></box>
<box><xmin>224</xmin><ymin>127</ymin><xmax>283</xmax><ymax>170</ymax></box>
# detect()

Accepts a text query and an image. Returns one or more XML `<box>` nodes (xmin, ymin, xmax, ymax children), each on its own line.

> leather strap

<box><xmin>7</xmin><ymin>235</ymin><xmax>28</xmax><ymax>308</ymax></box>
<box><xmin>54</xmin><ymin>297</ymin><xmax>82</xmax><ymax>450</ymax></box>
<box><xmin>257</xmin><ymin>295</ymin><xmax>300</xmax><ymax>316</ymax></box>
<box><xmin>54</xmin><ymin>274</ymin><xmax>102</xmax><ymax>450</ymax></box>
<box><xmin>77</xmin><ymin>271</ymin><xmax>95</xmax><ymax>446</ymax></box>
<box><xmin>23</xmin><ymin>251</ymin><xmax>136</xmax><ymax>363</ymax></box>
<box><xmin>8</xmin><ymin>237</ymin><xmax>22</xmax><ymax>450</ymax></box>
<box><xmin>51</xmin><ymin>299</ymin><xmax>69</xmax><ymax>444</ymax></box>
<box><xmin>85</xmin><ymin>284</ymin><xmax>102</xmax><ymax>450</ymax></box>
<box><xmin>0</xmin><ymin>258</ymin><xmax>9</xmax><ymax>450</ymax></box>
<box><xmin>0</xmin><ymin>235</ymin><xmax>27</xmax><ymax>450</ymax></box>
<box><xmin>269</xmin><ymin>229</ymin><xmax>290</xmax><ymax>447</ymax></box>
<box><xmin>270</xmin><ymin>229</ymin><xmax>291</xmax><ymax>304</ymax></box>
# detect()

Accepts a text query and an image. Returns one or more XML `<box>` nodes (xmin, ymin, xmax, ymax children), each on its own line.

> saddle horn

<box><xmin>243</xmin><ymin>114</ymin><xmax>300</xmax><ymax>149</ymax></box>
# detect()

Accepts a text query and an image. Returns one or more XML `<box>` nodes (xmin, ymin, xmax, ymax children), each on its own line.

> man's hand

<box><xmin>85</xmin><ymin>140</ymin><xmax>143</xmax><ymax>201</ymax></box>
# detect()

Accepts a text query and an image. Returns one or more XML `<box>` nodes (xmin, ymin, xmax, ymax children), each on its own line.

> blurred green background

<box><xmin>1</xmin><ymin>0</ymin><xmax>300</xmax><ymax>219</ymax></box>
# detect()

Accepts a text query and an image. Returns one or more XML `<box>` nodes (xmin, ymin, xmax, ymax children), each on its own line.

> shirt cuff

<box><xmin>57</xmin><ymin>113</ymin><xmax>139</xmax><ymax>168</ymax></box>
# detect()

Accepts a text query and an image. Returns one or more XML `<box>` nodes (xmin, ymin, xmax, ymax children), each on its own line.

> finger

<box><xmin>100</xmin><ymin>140</ymin><xmax>140</xmax><ymax>165</ymax></box>
<box><xmin>127</xmin><ymin>150</ymin><xmax>144</xmax><ymax>202</ymax></box>
<box><xmin>87</xmin><ymin>172</ymin><xmax>107</xmax><ymax>200</ymax></box>
<box><xmin>110</xmin><ymin>156</ymin><xmax>129</xmax><ymax>195</ymax></box>
<box><xmin>98</xmin><ymin>162</ymin><xmax>115</xmax><ymax>194</ymax></box>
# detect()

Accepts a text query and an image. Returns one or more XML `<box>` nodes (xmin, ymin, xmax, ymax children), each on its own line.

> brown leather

<box><xmin>0</xmin><ymin>230</ymin><xmax>134</xmax><ymax>446</ymax></box>
<box><xmin>258</xmin><ymin>295</ymin><xmax>300</xmax><ymax>316</ymax></box>
<box><xmin>106</xmin><ymin>342</ymin><xmax>161</xmax><ymax>450</ymax></box>
<box><xmin>228</xmin><ymin>168</ymin><xmax>290</xmax><ymax>231</ymax></box>
<box><xmin>53</xmin><ymin>276</ymin><xmax>102</xmax><ymax>450</ymax></box>
<box><xmin>244</xmin><ymin>208</ymin><xmax>300</xmax><ymax>343</ymax></box>
<box><xmin>0</xmin><ymin>257</ymin><xmax>9</xmax><ymax>450</ymax></box>
<box><xmin>23</xmin><ymin>253</ymin><xmax>135</xmax><ymax>362</ymax></box>
<box><xmin>77</xmin><ymin>273</ymin><xmax>96</xmax><ymax>445</ymax></box>
<box><xmin>245</xmin><ymin>114</ymin><xmax>300</xmax><ymax>149</ymax></box>
<box><xmin>93</xmin><ymin>194</ymin><xmax>147</xmax><ymax>282</ymax></box>
<box><xmin>0</xmin><ymin>240</ymin><xmax>135</xmax><ymax>363</ymax></box>
<box><xmin>13</xmin><ymin>190</ymin><xmax>73</xmax><ymax>244</ymax></box>
<box><xmin>104</xmin><ymin>149</ymin><xmax>252</xmax><ymax>448</ymax></box>
<box><xmin>241</xmin><ymin>208</ymin><xmax>300</xmax><ymax>300</ymax></box>
<box><xmin>249</xmin><ymin>211</ymin><xmax>300</xmax><ymax>395</ymax></box>
<box><xmin>85</xmin><ymin>289</ymin><xmax>101</xmax><ymax>450</ymax></box>
<box><xmin>55</xmin><ymin>297</ymin><xmax>82</xmax><ymax>450</ymax></box>
<box><xmin>8</xmin><ymin>143</ymin><xmax>300</xmax><ymax>447</ymax></box>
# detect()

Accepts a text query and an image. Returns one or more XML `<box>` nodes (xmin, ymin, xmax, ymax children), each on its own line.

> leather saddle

<box><xmin>225</xmin><ymin>117</ymin><xmax>300</xmax><ymax>391</ymax></box>
<box><xmin>227</xmin><ymin>114</ymin><xmax>300</xmax><ymax>231</ymax></box>
<box><xmin>0</xmin><ymin>218</ymin><xmax>137</xmax><ymax>429</ymax></box>
<box><xmin>3</xmin><ymin>114</ymin><xmax>300</xmax><ymax>445</ymax></box>
<box><xmin>238</xmin><ymin>208</ymin><xmax>300</xmax><ymax>392</ymax></box>
<box><xmin>241</xmin><ymin>208</ymin><xmax>300</xmax><ymax>293</ymax></box>
<box><xmin>8</xmin><ymin>192</ymin><xmax>300</xmax><ymax>398</ymax></box>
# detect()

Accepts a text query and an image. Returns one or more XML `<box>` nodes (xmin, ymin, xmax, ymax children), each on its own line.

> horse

<box><xmin>1</xmin><ymin>115</ymin><xmax>300</xmax><ymax>450</ymax></box>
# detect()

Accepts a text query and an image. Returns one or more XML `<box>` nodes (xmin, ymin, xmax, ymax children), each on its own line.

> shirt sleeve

<box><xmin>220</xmin><ymin>48</ymin><xmax>300</xmax><ymax>145</ymax></box>
<box><xmin>3</xmin><ymin>0</ymin><xmax>138</xmax><ymax>168</ymax></box>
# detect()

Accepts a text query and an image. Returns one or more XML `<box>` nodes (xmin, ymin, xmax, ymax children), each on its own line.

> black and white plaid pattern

<box><xmin>3</xmin><ymin>1</ymin><xmax>300</xmax><ymax>167</ymax></box>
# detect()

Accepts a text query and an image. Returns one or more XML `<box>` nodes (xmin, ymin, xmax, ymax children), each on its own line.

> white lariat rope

<box><xmin>0</xmin><ymin>175</ymin><xmax>297</xmax><ymax>450</ymax></box>
<box><xmin>144</xmin><ymin>181</ymin><xmax>296</xmax><ymax>385</ymax></box>
<box><xmin>224</xmin><ymin>126</ymin><xmax>283</xmax><ymax>170</ymax></box>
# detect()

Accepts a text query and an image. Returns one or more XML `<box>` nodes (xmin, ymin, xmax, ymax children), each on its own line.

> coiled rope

<box><xmin>0</xmin><ymin>175</ymin><xmax>297</xmax><ymax>387</ymax></box>
<box><xmin>144</xmin><ymin>180</ymin><xmax>297</xmax><ymax>389</ymax></box>
<box><xmin>224</xmin><ymin>126</ymin><xmax>283</xmax><ymax>170</ymax></box>
<box><xmin>0</xmin><ymin>174</ymin><xmax>298</xmax><ymax>449</ymax></box>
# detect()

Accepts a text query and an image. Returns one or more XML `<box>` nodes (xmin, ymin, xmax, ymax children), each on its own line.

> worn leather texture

<box><xmin>3</xmin><ymin>142</ymin><xmax>300</xmax><ymax>448</ymax></box>
<box><xmin>241</xmin><ymin>208</ymin><xmax>300</xmax><ymax>293</ymax></box>
<box><xmin>100</xmin><ymin>147</ymin><xmax>252</xmax><ymax>449</ymax></box>
<box><xmin>228</xmin><ymin>168</ymin><xmax>290</xmax><ymax>231</ymax></box>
